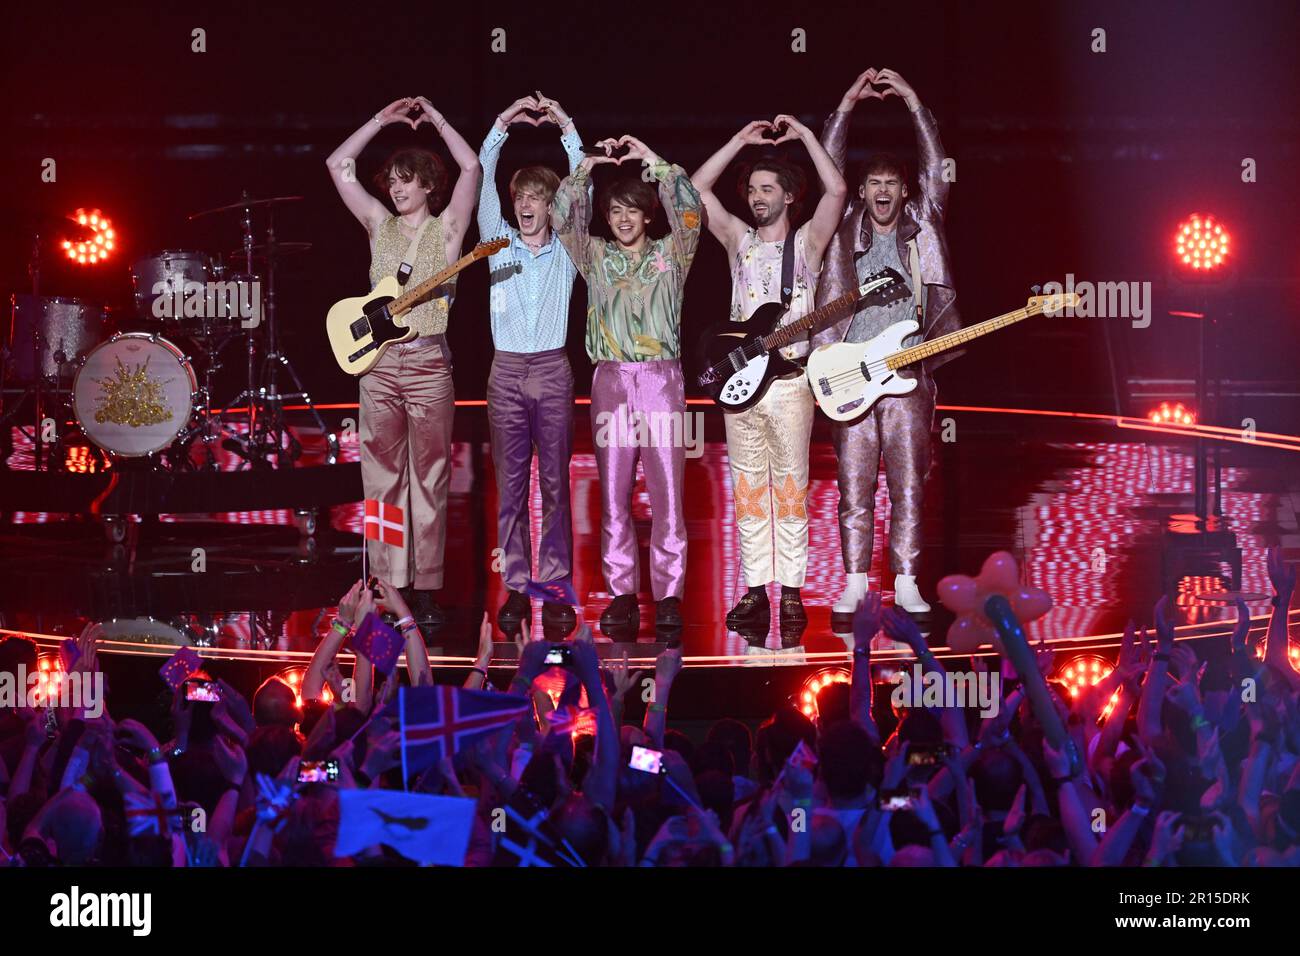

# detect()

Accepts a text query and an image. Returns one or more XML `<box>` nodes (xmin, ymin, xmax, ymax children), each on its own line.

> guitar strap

<box><xmin>395</xmin><ymin>217</ymin><xmax>433</xmax><ymax>286</ymax></box>
<box><xmin>907</xmin><ymin>236</ymin><xmax>924</xmax><ymax>326</ymax></box>
<box><xmin>775</xmin><ymin>229</ymin><xmax>803</xmax><ymax>369</ymax></box>
<box><xmin>780</xmin><ymin>229</ymin><xmax>796</xmax><ymax>309</ymax></box>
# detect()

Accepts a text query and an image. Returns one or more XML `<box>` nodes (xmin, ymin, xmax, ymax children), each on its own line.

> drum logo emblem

<box><xmin>93</xmin><ymin>357</ymin><xmax>173</xmax><ymax>427</ymax></box>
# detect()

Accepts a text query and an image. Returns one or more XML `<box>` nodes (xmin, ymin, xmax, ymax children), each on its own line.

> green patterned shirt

<box><xmin>552</xmin><ymin>160</ymin><xmax>702</xmax><ymax>363</ymax></box>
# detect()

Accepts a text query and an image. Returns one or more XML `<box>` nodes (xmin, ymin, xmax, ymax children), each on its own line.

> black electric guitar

<box><xmin>696</xmin><ymin>268</ymin><xmax>908</xmax><ymax>411</ymax></box>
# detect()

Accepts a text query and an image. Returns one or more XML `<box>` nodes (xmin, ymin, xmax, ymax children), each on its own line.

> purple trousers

<box><xmin>487</xmin><ymin>348</ymin><xmax>575</xmax><ymax>592</ymax></box>
<box><xmin>590</xmin><ymin>359</ymin><xmax>687</xmax><ymax>600</ymax></box>
<box><xmin>834</xmin><ymin>370</ymin><xmax>935</xmax><ymax>575</ymax></box>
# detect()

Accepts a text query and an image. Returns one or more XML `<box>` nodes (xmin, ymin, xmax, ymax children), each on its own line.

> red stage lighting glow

<box><xmin>798</xmin><ymin>667</ymin><xmax>850</xmax><ymax>719</ymax></box>
<box><xmin>67</xmin><ymin>208</ymin><xmax>116</xmax><ymax>266</ymax></box>
<box><xmin>1148</xmin><ymin>401</ymin><xmax>1196</xmax><ymax>427</ymax></box>
<box><xmin>277</xmin><ymin>665</ymin><xmax>334</xmax><ymax>707</ymax></box>
<box><xmin>1056</xmin><ymin>655</ymin><xmax>1113</xmax><ymax>699</ymax></box>
<box><xmin>1174</xmin><ymin>214</ymin><xmax>1229</xmax><ymax>272</ymax></box>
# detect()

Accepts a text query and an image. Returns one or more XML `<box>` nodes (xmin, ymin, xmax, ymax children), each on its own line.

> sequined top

<box><xmin>729</xmin><ymin>222</ymin><xmax>820</xmax><ymax>360</ymax></box>
<box><xmin>552</xmin><ymin>160</ymin><xmax>702</xmax><ymax>363</ymax></box>
<box><xmin>369</xmin><ymin>214</ymin><xmax>455</xmax><ymax>337</ymax></box>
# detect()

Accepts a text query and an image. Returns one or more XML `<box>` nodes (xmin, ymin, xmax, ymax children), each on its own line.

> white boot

<box><xmin>893</xmin><ymin>574</ymin><xmax>931</xmax><ymax>613</ymax></box>
<box><xmin>833</xmin><ymin>572</ymin><xmax>870</xmax><ymax>613</ymax></box>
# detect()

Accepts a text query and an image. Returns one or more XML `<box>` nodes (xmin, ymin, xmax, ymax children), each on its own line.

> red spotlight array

<box><xmin>63</xmin><ymin>207</ymin><xmax>116</xmax><ymax>266</ymax></box>
<box><xmin>1148</xmin><ymin>402</ymin><xmax>1196</xmax><ymax>427</ymax></box>
<box><xmin>277</xmin><ymin>665</ymin><xmax>334</xmax><ymax>707</ymax></box>
<box><xmin>33</xmin><ymin>654</ymin><xmax>66</xmax><ymax>706</ymax></box>
<box><xmin>1056</xmin><ymin>655</ymin><xmax>1112</xmax><ymax>700</ymax></box>
<box><xmin>799</xmin><ymin>667</ymin><xmax>850</xmax><ymax>719</ymax></box>
<box><xmin>1173</xmin><ymin>214</ymin><xmax>1228</xmax><ymax>273</ymax></box>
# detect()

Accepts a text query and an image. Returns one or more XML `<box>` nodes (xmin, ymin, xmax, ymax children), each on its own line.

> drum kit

<box><xmin>2</xmin><ymin>193</ymin><xmax>337</xmax><ymax>471</ymax></box>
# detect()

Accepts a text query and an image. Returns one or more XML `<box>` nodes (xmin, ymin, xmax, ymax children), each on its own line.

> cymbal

<box><xmin>188</xmin><ymin>194</ymin><xmax>304</xmax><ymax>220</ymax></box>
<box><xmin>226</xmin><ymin>240</ymin><xmax>313</xmax><ymax>260</ymax></box>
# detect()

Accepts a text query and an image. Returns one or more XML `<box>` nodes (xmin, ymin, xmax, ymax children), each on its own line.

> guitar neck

<box><xmin>389</xmin><ymin>251</ymin><xmax>476</xmax><ymax>316</ymax></box>
<box><xmin>886</xmin><ymin>303</ymin><xmax>1042</xmax><ymax>370</ymax></box>
<box><xmin>761</xmin><ymin>290</ymin><xmax>859</xmax><ymax>352</ymax></box>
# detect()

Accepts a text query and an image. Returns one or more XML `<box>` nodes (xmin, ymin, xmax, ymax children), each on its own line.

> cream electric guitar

<box><xmin>326</xmin><ymin>238</ymin><xmax>507</xmax><ymax>375</ymax></box>
<box><xmin>805</xmin><ymin>291</ymin><xmax>1079</xmax><ymax>421</ymax></box>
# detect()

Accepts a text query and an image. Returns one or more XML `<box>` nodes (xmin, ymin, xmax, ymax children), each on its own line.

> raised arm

<box><xmin>772</xmin><ymin>113</ymin><xmax>847</xmax><ymax>271</ymax></box>
<box><xmin>552</xmin><ymin>154</ymin><xmax>616</xmax><ymax>276</ymax></box>
<box><xmin>325</xmin><ymin>99</ymin><xmax>417</xmax><ymax>234</ymax></box>
<box><xmin>821</xmin><ymin>69</ymin><xmax>881</xmax><ymax>175</ymax></box>
<box><xmin>1138</xmin><ymin>601</ymin><xmax>1175</xmax><ymax>746</ymax></box>
<box><xmin>690</xmin><ymin>122</ymin><xmax>770</xmax><ymax>253</ymax></box>
<box><xmin>532</xmin><ymin>90</ymin><xmax>586</xmax><ymax>175</ymax></box>
<box><xmin>571</xmin><ymin>637</ymin><xmax>618</xmax><ymax>810</ymax></box>
<box><xmin>1263</xmin><ymin>547</ymin><xmax>1300</xmax><ymax>691</ymax></box>
<box><xmin>304</xmin><ymin>579</ymin><xmax>368</xmax><ymax>703</ymax></box>
<box><xmin>643</xmin><ymin>646</ymin><xmax>683</xmax><ymax>751</ymax></box>
<box><xmin>476</xmin><ymin>97</ymin><xmax>538</xmax><ymax>241</ymax></box>
<box><xmin>850</xmin><ymin>594</ymin><xmax>883</xmax><ymax>745</ymax></box>
<box><xmin>616</xmin><ymin>135</ymin><xmax>702</xmax><ymax>272</ymax></box>
<box><xmin>413</xmin><ymin>96</ymin><xmax>482</xmax><ymax>263</ymax></box>
<box><xmin>882</xmin><ymin>608</ymin><xmax>970</xmax><ymax>749</ymax></box>
<box><xmin>874</xmin><ymin>69</ymin><xmax>949</xmax><ymax>218</ymax></box>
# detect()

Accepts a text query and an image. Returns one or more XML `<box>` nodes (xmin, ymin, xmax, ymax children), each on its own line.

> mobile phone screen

<box><xmin>298</xmin><ymin>759</ymin><xmax>339</xmax><ymax>784</ymax></box>
<box><xmin>185</xmin><ymin>680</ymin><xmax>221</xmax><ymax>703</ymax></box>
<box><xmin>629</xmin><ymin>745</ymin><xmax>663</xmax><ymax>774</ymax></box>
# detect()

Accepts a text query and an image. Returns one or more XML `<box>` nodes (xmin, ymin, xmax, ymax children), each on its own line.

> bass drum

<box><xmin>73</xmin><ymin>333</ymin><xmax>197</xmax><ymax>457</ymax></box>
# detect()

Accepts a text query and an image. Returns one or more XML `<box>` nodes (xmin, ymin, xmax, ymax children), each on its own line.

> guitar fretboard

<box><xmin>886</xmin><ymin>304</ymin><xmax>1043</xmax><ymax>369</ymax></box>
<box><xmin>389</xmin><ymin>242</ymin><xmax>502</xmax><ymax>316</ymax></box>
<box><xmin>761</xmin><ymin>290</ymin><xmax>858</xmax><ymax>351</ymax></box>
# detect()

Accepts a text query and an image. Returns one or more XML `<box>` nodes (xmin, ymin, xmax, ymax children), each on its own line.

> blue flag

<box><xmin>334</xmin><ymin>789</ymin><xmax>475</xmax><ymax>866</ymax></box>
<box><xmin>349</xmin><ymin>612</ymin><xmax>404</xmax><ymax>676</ymax></box>
<box><xmin>524</xmin><ymin>578</ymin><xmax>578</xmax><ymax>606</ymax></box>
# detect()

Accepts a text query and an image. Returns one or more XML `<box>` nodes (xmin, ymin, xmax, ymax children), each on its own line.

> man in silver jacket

<box><xmin>813</xmin><ymin>68</ymin><xmax>962</xmax><ymax>617</ymax></box>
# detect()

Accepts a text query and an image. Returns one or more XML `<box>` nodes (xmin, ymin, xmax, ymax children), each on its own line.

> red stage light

<box><xmin>1173</xmin><ymin>214</ymin><xmax>1229</xmax><ymax>273</ymax></box>
<box><xmin>1148</xmin><ymin>401</ymin><xmax>1196</xmax><ymax>426</ymax></box>
<box><xmin>1055</xmin><ymin>655</ymin><xmax>1112</xmax><ymax>699</ymax></box>
<box><xmin>33</xmin><ymin>654</ymin><xmax>66</xmax><ymax>706</ymax></box>
<box><xmin>277</xmin><ymin>665</ymin><xmax>334</xmax><ymax>707</ymax></box>
<box><xmin>67</xmin><ymin>207</ymin><xmax>116</xmax><ymax>267</ymax></box>
<box><xmin>798</xmin><ymin>667</ymin><xmax>850</xmax><ymax>719</ymax></box>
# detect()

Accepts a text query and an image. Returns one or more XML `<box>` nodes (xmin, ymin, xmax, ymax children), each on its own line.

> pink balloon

<box><xmin>946</xmin><ymin>614</ymin><xmax>996</xmax><ymax>653</ymax></box>
<box><xmin>936</xmin><ymin>575</ymin><xmax>980</xmax><ymax>614</ymax></box>
<box><xmin>1010</xmin><ymin>587</ymin><xmax>1053</xmax><ymax>622</ymax></box>
<box><xmin>978</xmin><ymin>551</ymin><xmax>1021</xmax><ymax>594</ymax></box>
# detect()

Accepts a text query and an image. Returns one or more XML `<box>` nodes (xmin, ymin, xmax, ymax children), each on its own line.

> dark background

<box><xmin>4</xmin><ymin>0</ymin><xmax>1298</xmax><ymax>424</ymax></box>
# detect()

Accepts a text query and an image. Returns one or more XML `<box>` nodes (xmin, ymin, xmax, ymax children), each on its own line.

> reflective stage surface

<box><xmin>2</xmin><ymin>404</ymin><xmax>1298</xmax><ymax>669</ymax></box>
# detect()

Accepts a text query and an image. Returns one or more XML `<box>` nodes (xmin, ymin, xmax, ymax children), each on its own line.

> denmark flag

<box><xmin>363</xmin><ymin>499</ymin><xmax>405</xmax><ymax>547</ymax></box>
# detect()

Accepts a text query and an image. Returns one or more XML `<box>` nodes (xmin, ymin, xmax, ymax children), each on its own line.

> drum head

<box><xmin>73</xmin><ymin>333</ymin><xmax>195</xmax><ymax>457</ymax></box>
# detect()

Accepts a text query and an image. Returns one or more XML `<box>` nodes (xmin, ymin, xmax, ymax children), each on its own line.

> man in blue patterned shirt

<box><xmin>477</xmin><ymin>92</ymin><xmax>585</xmax><ymax>633</ymax></box>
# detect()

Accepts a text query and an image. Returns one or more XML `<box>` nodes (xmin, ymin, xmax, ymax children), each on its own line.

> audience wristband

<box><xmin>331</xmin><ymin>618</ymin><xmax>352</xmax><ymax>637</ymax></box>
<box><xmin>395</xmin><ymin>615</ymin><xmax>416</xmax><ymax>631</ymax></box>
<box><xmin>1131</xmin><ymin>802</ymin><xmax>1153</xmax><ymax>817</ymax></box>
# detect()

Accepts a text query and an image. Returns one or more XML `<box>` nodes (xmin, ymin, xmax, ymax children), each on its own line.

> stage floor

<box><xmin>2</xmin><ymin>404</ymin><xmax>1299</xmax><ymax>670</ymax></box>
